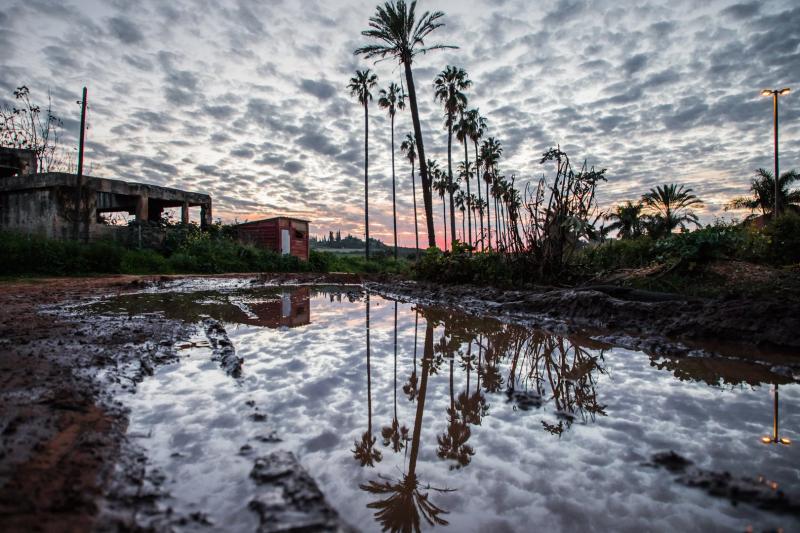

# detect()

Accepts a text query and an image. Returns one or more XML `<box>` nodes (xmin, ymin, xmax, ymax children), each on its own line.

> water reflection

<box><xmin>361</xmin><ymin>320</ymin><xmax>453</xmax><ymax>532</ymax></box>
<box><xmin>353</xmin><ymin>292</ymin><xmax>383</xmax><ymax>467</ymax></box>
<box><xmin>762</xmin><ymin>385</ymin><xmax>792</xmax><ymax>446</ymax></box>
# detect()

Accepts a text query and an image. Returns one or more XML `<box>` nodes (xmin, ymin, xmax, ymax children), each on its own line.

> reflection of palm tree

<box><xmin>436</xmin><ymin>340</ymin><xmax>474</xmax><ymax>469</ymax></box>
<box><xmin>403</xmin><ymin>310</ymin><xmax>419</xmax><ymax>402</ymax></box>
<box><xmin>383</xmin><ymin>302</ymin><xmax>409</xmax><ymax>453</ymax></box>
<box><xmin>354</xmin><ymin>292</ymin><xmax>382</xmax><ymax>467</ymax></box>
<box><xmin>361</xmin><ymin>321</ymin><xmax>452</xmax><ymax>532</ymax></box>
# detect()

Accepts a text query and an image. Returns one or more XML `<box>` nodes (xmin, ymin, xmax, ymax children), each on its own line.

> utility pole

<box><xmin>74</xmin><ymin>87</ymin><xmax>88</xmax><ymax>241</ymax></box>
<box><xmin>761</xmin><ymin>87</ymin><xmax>790</xmax><ymax>217</ymax></box>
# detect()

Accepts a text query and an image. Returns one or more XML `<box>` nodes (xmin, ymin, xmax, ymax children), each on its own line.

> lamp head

<box><xmin>779</xmin><ymin>88</ymin><xmax>791</xmax><ymax>95</ymax></box>
<box><xmin>761</xmin><ymin>436</ymin><xmax>773</xmax><ymax>444</ymax></box>
<box><xmin>761</xmin><ymin>89</ymin><xmax>774</xmax><ymax>97</ymax></box>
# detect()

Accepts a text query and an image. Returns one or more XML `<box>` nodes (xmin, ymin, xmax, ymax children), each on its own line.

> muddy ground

<box><xmin>0</xmin><ymin>273</ymin><xmax>798</xmax><ymax>532</ymax></box>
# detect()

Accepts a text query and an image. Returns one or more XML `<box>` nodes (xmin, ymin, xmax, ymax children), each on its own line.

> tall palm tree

<box><xmin>378</xmin><ymin>82</ymin><xmax>406</xmax><ymax>260</ymax></box>
<box><xmin>728</xmin><ymin>168</ymin><xmax>800</xmax><ymax>217</ymax></box>
<box><xmin>480</xmin><ymin>137</ymin><xmax>502</xmax><ymax>250</ymax></box>
<box><xmin>605</xmin><ymin>201</ymin><xmax>645</xmax><ymax>239</ymax></box>
<box><xmin>348</xmin><ymin>69</ymin><xmax>378</xmax><ymax>260</ymax></box>
<box><xmin>400</xmin><ymin>132</ymin><xmax>420</xmax><ymax>259</ymax></box>
<box><xmin>434</xmin><ymin>66</ymin><xmax>471</xmax><ymax>248</ymax></box>
<box><xmin>467</xmin><ymin>110</ymin><xmax>488</xmax><ymax>250</ymax></box>
<box><xmin>641</xmin><ymin>183</ymin><xmax>702</xmax><ymax>238</ymax></box>
<box><xmin>456</xmin><ymin>112</ymin><xmax>477</xmax><ymax>247</ymax></box>
<box><xmin>431</xmin><ymin>160</ymin><xmax>448</xmax><ymax>250</ymax></box>
<box><xmin>455</xmin><ymin>189</ymin><xmax>467</xmax><ymax>243</ymax></box>
<box><xmin>355</xmin><ymin>0</ymin><xmax>456</xmax><ymax>249</ymax></box>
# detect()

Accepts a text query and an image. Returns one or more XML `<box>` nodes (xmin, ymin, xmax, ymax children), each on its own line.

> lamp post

<box><xmin>760</xmin><ymin>87</ymin><xmax>791</xmax><ymax>217</ymax></box>
<box><xmin>761</xmin><ymin>384</ymin><xmax>792</xmax><ymax>446</ymax></box>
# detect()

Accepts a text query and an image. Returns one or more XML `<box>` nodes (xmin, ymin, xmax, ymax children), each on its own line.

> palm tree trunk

<box><xmin>463</xmin><ymin>133</ymin><xmax>472</xmax><ymax>248</ymax></box>
<box><xmin>364</xmin><ymin>101</ymin><xmax>370</xmax><ymax>260</ymax></box>
<box><xmin>391</xmin><ymin>113</ymin><xmax>398</xmax><ymax>260</ymax></box>
<box><xmin>403</xmin><ymin>62</ymin><xmax>436</xmax><ymax>248</ymax></box>
<box><xmin>447</xmin><ymin>118</ymin><xmax>456</xmax><ymax>249</ymax></box>
<box><xmin>486</xmin><ymin>180</ymin><xmax>492</xmax><ymax>250</ymax></box>
<box><xmin>411</xmin><ymin>161</ymin><xmax>419</xmax><ymax>260</ymax></box>
<box><xmin>462</xmin><ymin>210</ymin><xmax>466</xmax><ymax>244</ymax></box>
<box><xmin>441</xmin><ymin>197</ymin><xmax>447</xmax><ymax>250</ymax></box>
<box><xmin>474</xmin><ymin>141</ymin><xmax>484</xmax><ymax>251</ymax></box>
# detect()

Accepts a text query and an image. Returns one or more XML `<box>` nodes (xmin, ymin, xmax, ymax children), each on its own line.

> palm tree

<box><xmin>400</xmin><ymin>132</ymin><xmax>420</xmax><ymax>259</ymax></box>
<box><xmin>456</xmin><ymin>160</ymin><xmax>474</xmax><ymax>245</ymax></box>
<box><xmin>355</xmin><ymin>0</ymin><xmax>456</xmax><ymax>249</ymax></box>
<box><xmin>456</xmin><ymin>112</ymin><xmax>478</xmax><ymax>247</ymax></box>
<box><xmin>605</xmin><ymin>201</ymin><xmax>645</xmax><ymax>239</ymax></box>
<box><xmin>434</xmin><ymin>66</ymin><xmax>471</xmax><ymax>248</ymax></box>
<box><xmin>480</xmin><ymin>137</ymin><xmax>502</xmax><ymax>250</ymax></box>
<box><xmin>378</xmin><ymin>82</ymin><xmax>406</xmax><ymax>260</ymax></box>
<box><xmin>431</xmin><ymin>160</ymin><xmax>448</xmax><ymax>250</ymax></box>
<box><xmin>727</xmin><ymin>168</ymin><xmax>800</xmax><ymax>217</ymax></box>
<box><xmin>348</xmin><ymin>69</ymin><xmax>379</xmax><ymax>260</ymax></box>
<box><xmin>641</xmin><ymin>183</ymin><xmax>702</xmax><ymax>238</ymax></box>
<box><xmin>467</xmin><ymin>110</ymin><xmax>488</xmax><ymax>250</ymax></box>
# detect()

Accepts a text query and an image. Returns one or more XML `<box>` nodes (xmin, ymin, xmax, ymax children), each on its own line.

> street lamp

<box><xmin>761</xmin><ymin>384</ymin><xmax>791</xmax><ymax>446</ymax></box>
<box><xmin>760</xmin><ymin>87</ymin><xmax>791</xmax><ymax>217</ymax></box>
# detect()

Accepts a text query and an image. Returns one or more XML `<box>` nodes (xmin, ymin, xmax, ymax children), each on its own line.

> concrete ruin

<box><xmin>0</xmin><ymin>173</ymin><xmax>212</xmax><ymax>241</ymax></box>
<box><xmin>0</xmin><ymin>149</ymin><xmax>212</xmax><ymax>242</ymax></box>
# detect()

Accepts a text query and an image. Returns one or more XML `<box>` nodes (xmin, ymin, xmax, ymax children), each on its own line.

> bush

<box><xmin>579</xmin><ymin>237</ymin><xmax>656</xmax><ymax>271</ymax></box>
<box><xmin>763</xmin><ymin>211</ymin><xmax>800</xmax><ymax>264</ymax></box>
<box><xmin>121</xmin><ymin>249</ymin><xmax>171</xmax><ymax>275</ymax></box>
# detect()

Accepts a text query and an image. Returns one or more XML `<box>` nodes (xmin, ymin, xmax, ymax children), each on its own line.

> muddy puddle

<box><xmin>85</xmin><ymin>284</ymin><xmax>800</xmax><ymax>532</ymax></box>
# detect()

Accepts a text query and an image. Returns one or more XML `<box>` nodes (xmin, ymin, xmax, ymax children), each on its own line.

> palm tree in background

<box><xmin>641</xmin><ymin>183</ymin><xmax>702</xmax><ymax>238</ymax></box>
<box><xmin>456</xmin><ymin>112</ymin><xmax>477</xmax><ymax>247</ymax></box>
<box><xmin>431</xmin><ymin>160</ymin><xmax>448</xmax><ymax>250</ymax></box>
<box><xmin>434</xmin><ymin>66</ymin><xmax>471</xmax><ymax>248</ymax></box>
<box><xmin>400</xmin><ymin>132</ymin><xmax>420</xmax><ymax>259</ymax></box>
<box><xmin>455</xmin><ymin>189</ymin><xmax>467</xmax><ymax>242</ymax></box>
<box><xmin>605</xmin><ymin>201</ymin><xmax>645</xmax><ymax>239</ymax></box>
<box><xmin>467</xmin><ymin>110</ymin><xmax>488</xmax><ymax>250</ymax></box>
<box><xmin>727</xmin><ymin>168</ymin><xmax>800</xmax><ymax>217</ymax></box>
<box><xmin>355</xmin><ymin>0</ymin><xmax>457</xmax><ymax>250</ymax></box>
<box><xmin>348</xmin><ymin>69</ymin><xmax>378</xmax><ymax>260</ymax></box>
<box><xmin>378</xmin><ymin>82</ymin><xmax>406</xmax><ymax>260</ymax></box>
<box><xmin>480</xmin><ymin>137</ymin><xmax>502</xmax><ymax>250</ymax></box>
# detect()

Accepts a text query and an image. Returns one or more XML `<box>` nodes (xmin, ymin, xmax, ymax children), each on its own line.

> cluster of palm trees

<box><xmin>605</xmin><ymin>183</ymin><xmax>703</xmax><ymax>240</ymax></box>
<box><xmin>727</xmin><ymin>168</ymin><xmax>800</xmax><ymax>218</ymax></box>
<box><xmin>351</xmin><ymin>0</ymin><xmax>527</xmax><ymax>257</ymax></box>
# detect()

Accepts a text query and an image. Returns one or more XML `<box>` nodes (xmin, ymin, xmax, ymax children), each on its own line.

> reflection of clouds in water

<box><xmin>119</xmin><ymin>290</ymin><xmax>799</xmax><ymax>533</ymax></box>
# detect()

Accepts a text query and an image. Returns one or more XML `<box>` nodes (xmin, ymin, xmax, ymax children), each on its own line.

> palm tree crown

<box><xmin>433</xmin><ymin>66</ymin><xmax>471</xmax><ymax>124</ymax></box>
<box><xmin>605</xmin><ymin>201</ymin><xmax>644</xmax><ymax>239</ymax></box>
<box><xmin>728</xmin><ymin>168</ymin><xmax>800</xmax><ymax>216</ymax></box>
<box><xmin>378</xmin><ymin>82</ymin><xmax>406</xmax><ymax>117</ymax></box>
<box><xmin>641</xmin><ymin>183</ymin><xmax>702</xmax><ymax>236</ymax></box>
<box><xmin>348</xmin><ymin>69</ymin><xmax>378</xmax><ymax>105</ymax></box>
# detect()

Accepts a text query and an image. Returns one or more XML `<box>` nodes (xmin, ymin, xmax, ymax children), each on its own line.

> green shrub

<box><xmin>121</xmin><ymin>249</ymin><xmax>172</xmax><ymax>275</ymax></box>
<box><xmin>579</xmin><ymin>237</ymin><xmax>656</xmax><ymax>271</ymax></box>
<box><xmin>763</xmin><ymin>211</ymin><xmax>800</xmax><ymax>264</ymax></box>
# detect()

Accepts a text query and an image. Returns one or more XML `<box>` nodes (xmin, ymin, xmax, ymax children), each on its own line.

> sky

<box><xmin>2</xmin><ymin>0</ymin><xmax>799</xmax><ymax>247</ymax></box>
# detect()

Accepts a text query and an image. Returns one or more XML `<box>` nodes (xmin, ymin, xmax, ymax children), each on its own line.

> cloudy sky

<box><xmin>2</xmin><ymin>0</ymin><xmax>798</xmax><ymax>246</ymax></box>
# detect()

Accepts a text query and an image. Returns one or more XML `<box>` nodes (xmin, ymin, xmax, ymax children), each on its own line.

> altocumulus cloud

<box><xmin>3</xmin><ymin>0</ymin><xmax>798</xmax><ymax>244</ymax></box>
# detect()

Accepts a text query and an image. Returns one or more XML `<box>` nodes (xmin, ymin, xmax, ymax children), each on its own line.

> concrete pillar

<box><xmin>135</xmin><ymin>194</ymin><xmax>148</xmax><ymax>222</ymax></box>
<box><xmin>181</xmin><ymin>201</ymin><xmax>189</xmax><ymax>224</ymax></box>
<box><xmin>201</xmin><ymin>202</ymin><xmax>212</xmax><ymax>230</ymax></box>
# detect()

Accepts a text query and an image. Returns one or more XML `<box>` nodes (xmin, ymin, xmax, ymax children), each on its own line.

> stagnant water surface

<box><xmin>88</xmin><ymin>285</ymin><xmax>799</xmax><ymax>532</ymax></box>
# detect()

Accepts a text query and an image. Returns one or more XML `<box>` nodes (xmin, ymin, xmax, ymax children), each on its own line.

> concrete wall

<box><xmin>0</xmin><ymin>186</ymin><xmax>77</xmax><ymax>239</ymax></box>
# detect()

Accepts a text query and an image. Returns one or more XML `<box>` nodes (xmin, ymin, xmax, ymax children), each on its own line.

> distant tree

<box><xmin>378</xmin><ymin>82</ymin><xmax>406</xmax><ymax>259</ymax></box>
<box><xmin>641</xmin><ymin>184</ymin><xmax>702</xmax><ymax>238</ymax></box>
<box><xmin>605</xmin><ymin>201</ymin><xmax>645</xmax><ymax>239</ymax></box>
<box><xmin>348</xmin><ymin>69</ymin><xmax>379</xmax><ymax>259</ymax></box>
<box><xmin>727</xmin><ymin>168</ymin><xmax>800</xmax><ymax>217</ymax></box>
<box><xmin>465</xmin><ymin>110</ymin><xmax>488</xmax><ymax>249</ymax></box>
<box><xmin>430</xmin><ymin>160</ymin><xmax>448</xmax><ymax>249</ymax></box>
<box><xmin>434</xmin><ymin>66</ymin><xmax>471</xmax><ymax>249</ymax></box>
<box><xmin>400</xmin><ymin>132</ymin><xmax>421</xmax><ymax>258</ymax></box>
<box><xmin>0</xmin><ymin>85</ymin><xmax>64</xmax><ymax>173</ymax></box>
<box><xmin>355</xmin><ymin>0</ymin><xmax>457</xmax><ymax>249</ymax></box>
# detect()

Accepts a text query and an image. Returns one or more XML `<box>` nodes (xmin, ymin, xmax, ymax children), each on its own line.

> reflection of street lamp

<box><xmin>760</xmin><ymin>87</ymin><xmax>791</xmax><ymax>217</ymax></box>
<box><xmin>761</xmin><ymin>384</ymin><xmax>791</xmax><ymax>445</ymax></box>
